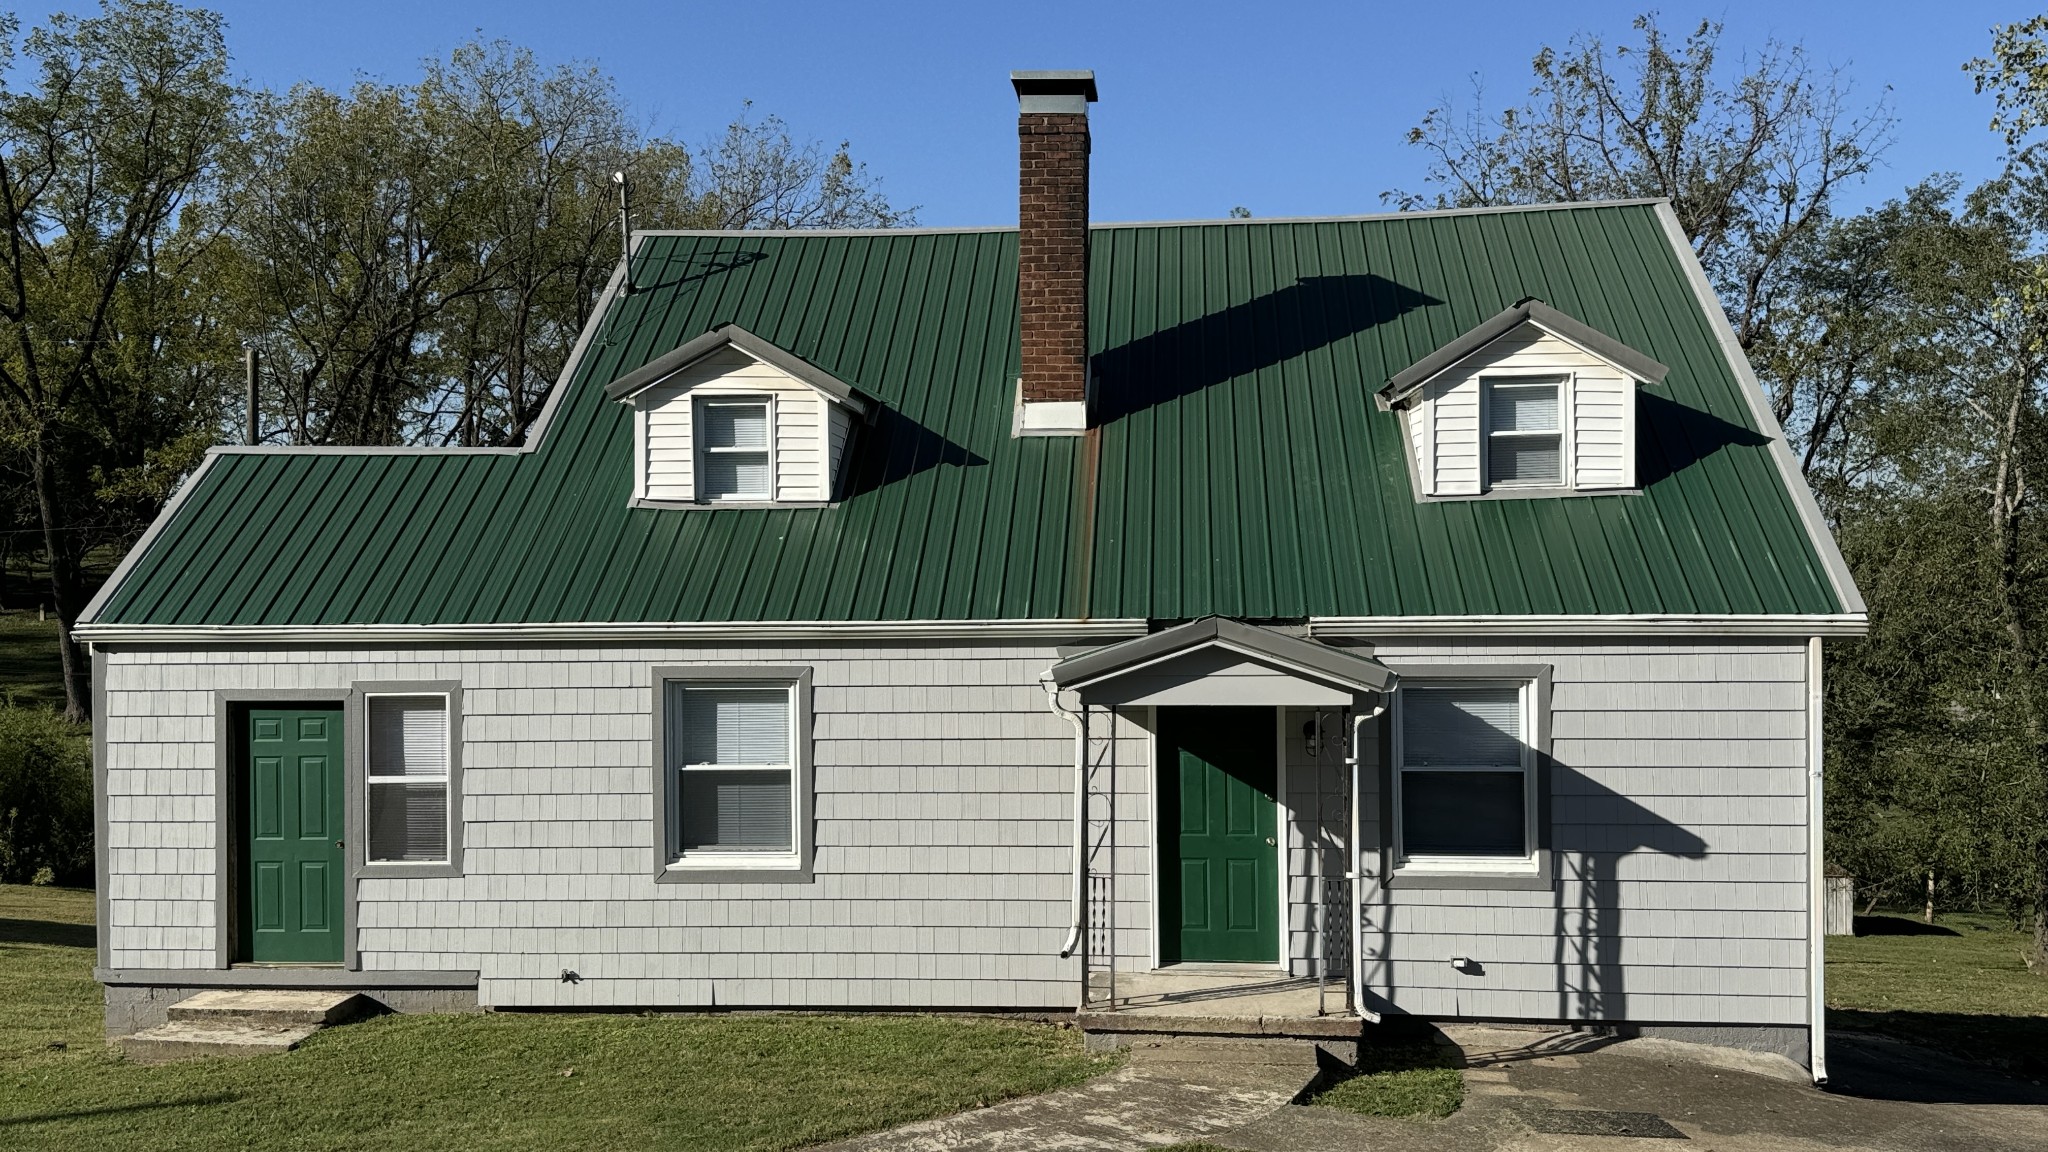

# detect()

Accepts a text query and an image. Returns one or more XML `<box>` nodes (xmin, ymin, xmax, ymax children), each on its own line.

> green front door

<box><xmin>1158</xmin><ymin>707</ymin><xmax>1278</xmax><ymax>964</ymax></box>
<box><xmin>239</xmin><ymin>706</ymin><xmax>345</xmax><ymax>964</ymax></box>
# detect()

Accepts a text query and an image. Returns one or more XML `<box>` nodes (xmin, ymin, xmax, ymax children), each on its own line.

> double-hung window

<box><xmin>697</xmin><ymin>398</ymin><xmax>772</xmax><ymax>501</ymax></box>
<box><xmin>1484</xmin><ymin>377</ymin><xmax>1564</xmax><ymax>487</ymax></box>
<box><xmin>1394</xmin><ymin>681</ymin><xmax>1539</xmax><ymax>869</ymax></box>
<box><xmin>366</xmin><ymin>694</ymin><xmax>452</xmax><ymax>864</ymax></box>
<box><xmin>667</xmin><ymin>681</ymin><xmax>799</xmax><ymax>864</ymax></box>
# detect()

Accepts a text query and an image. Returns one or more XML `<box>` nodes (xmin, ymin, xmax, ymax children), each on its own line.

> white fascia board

<box><xmin>72</xmin><ymin>618</ymin><xmax>1152</xmax><ymax>645</ymax></box>
<box><xmin>1309</xmin><ymin>614</ymin><xmax>1869</xmax><ymax>638</ymax></box>
<box><xmin>1059</xmin><ymin>637</ymin><xmax>1383</xmax><ymax>696</ymax></box>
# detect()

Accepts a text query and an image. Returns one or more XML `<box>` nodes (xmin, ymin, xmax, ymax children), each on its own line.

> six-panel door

<box><xmin>240</xmin><ymin>706</ymin><xmax>345</xmax><ymax>963</ymax></box>
<box><xmin>1158</xmin><ymin>707</ymin><xmax>1278</xmax><ymax>964</ymax></box>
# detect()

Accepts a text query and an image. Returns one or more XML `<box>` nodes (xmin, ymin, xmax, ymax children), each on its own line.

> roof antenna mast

<box><xmin>612</xmin><ymin>170</ymin><xmax>633</xmax><ymax>296</ymax></box>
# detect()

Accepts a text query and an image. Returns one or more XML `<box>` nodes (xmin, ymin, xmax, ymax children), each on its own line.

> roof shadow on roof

<box><xmin>1090</xmin><ymin>273</ymin><xmax>1441</xmax><ymax>423</ymax></box>
<box><xmin>839</xmin><ymin>405</ymin><xmax>989</xmax><ymax>499</ymax></box>
<box><xmin>1636</xmin><ymin>390</ymin><xmax>1770</xmax><ymax>488</ymax></box>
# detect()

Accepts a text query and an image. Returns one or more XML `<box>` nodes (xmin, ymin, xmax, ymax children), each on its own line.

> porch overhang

<box><xmin>1048</xmin><ymin>616</ymin><xmax>1397</xmax><ymax>707</ymax></box>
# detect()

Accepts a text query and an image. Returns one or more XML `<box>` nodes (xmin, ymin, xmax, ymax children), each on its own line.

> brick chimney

<box><xmin>1012</xmin><ymin>70</ymin><xmax>1096</xmax><ymax>436</ymax></box>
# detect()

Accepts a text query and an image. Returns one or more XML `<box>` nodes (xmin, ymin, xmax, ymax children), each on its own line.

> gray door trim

<box><xmin>213</xmin><ymin>690</ymin><xmax>361</xmax><ymax>971</ymax></box>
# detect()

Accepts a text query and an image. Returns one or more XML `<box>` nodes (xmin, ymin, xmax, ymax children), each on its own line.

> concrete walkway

<box><xmin>1214</xmin><ymin>1026</ymin><xmax>2048</xmax><ymax>1152</ymax></box>
<box><xmin>814</xmin><ymin>1039</ymin><xmax>1323</xmax><ymax>1151</ymax></box>
<box><xmin>823</xmin><ymin>1026</ymin><xmax>2048</xmax><ymax>1152</ymax></box>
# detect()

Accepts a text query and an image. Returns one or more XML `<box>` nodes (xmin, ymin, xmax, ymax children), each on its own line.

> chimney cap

<box><xmin>1011</xmin><ymin>70</ymin><xmax>1098</xmax><ymax>110</ymax></box>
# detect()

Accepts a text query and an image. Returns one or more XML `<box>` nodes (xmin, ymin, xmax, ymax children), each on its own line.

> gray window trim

<box><xmin>651</xmin><ymin>665</ymin><xmax>815</xmax><ymax>884</ymax></box>
<box><xmin>1379</xmin><ymin>663</ymin><xmax>1554</xmax><ymax>890</ymax></box>
<box><xmin>350</xmin><ymin>681</ymin><xmax>464</xmax><ymax>880</ymax></box>
<box><xmin>211</xmin><ymin>689</ymin><xmax>365</xmax><ymax>971</ymax></box>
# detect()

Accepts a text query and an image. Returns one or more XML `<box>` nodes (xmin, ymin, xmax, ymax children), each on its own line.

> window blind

<box><xmin>1402</xmin><ymin>686</ymin><xmax>1521</xmax><ymax>766</ymax></box>
<box><xmin>366</xmin><ymin>695</ymin><xmax>449</xmax><ymax>863</ymax></box>
<box><xmin>702</xmin><ymin>403</ymin><xmax>768</xmax><ymax>449</ymax></box>
<box><xmin>368</xmin><ymin>696</ymin><xmax>449</xmax><ymax>778</ymax></box>
<box><xmin>680</xmin><ymin>770</ymin><xmax>793</xmax><ymax>851</ymax></box>
<box><xmin>1489</xmin><ymin>384</ymin><xmax>1559</xmax><ymax>431</ymax></box>
<box><xmin>674</xmin><ymin>686</ymin><xmax>790</xmax><ymax>765</ymax></box>
<box><xmin>1486</xmin><ymin>380</ymin><xmax>1564</xmax><ymax>485</ymax></box>
<box><xmin>701</xmin><ymin>453</ymin><xmax>770</xmax><ymax>498</ymax></box>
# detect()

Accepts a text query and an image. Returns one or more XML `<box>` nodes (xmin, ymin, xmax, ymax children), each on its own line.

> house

<box><xmin>80</xmin><ymin>71</ymin><xmax>1864</xmax><ymax>1080</ymax></box>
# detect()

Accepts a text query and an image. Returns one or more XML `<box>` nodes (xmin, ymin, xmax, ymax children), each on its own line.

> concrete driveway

<box><xmin>1216</xmin><ymin>1026</ymin><xmax>2048</xmax><ymax>1152</ymax></box>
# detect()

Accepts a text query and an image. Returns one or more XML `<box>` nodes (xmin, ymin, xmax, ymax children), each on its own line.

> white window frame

<box><xmin>359</xmin><ymin>688</ymin><xmax>458</xmax><ymax>873</ymax></box>
<box><xmin>694</xmin><ymin>394</ymin><xmax>776</xmax><ymax>503</ymax></box>
<box><xmin>1390</xmin><ymin>677</ymin><xmax>1543</xmax><ymax>876</ymax></box>
<box><xmin>1481</xmin><ymin>373</ymin><xmax>1572</xmax><ymax>491</ymax></box>
<box><xmin>653</xmin><ymin>666</ymin><xmax>814</xmax><ymax>883</ymax></box>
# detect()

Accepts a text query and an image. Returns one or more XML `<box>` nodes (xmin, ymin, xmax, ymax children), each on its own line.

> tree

<box><xmin>1391</xmin><ymin>13</ymin><xmax>1892</xmax><ymax>467</ymax></box>
<box><xmin>225</xmin><ymin>42</ymin><xmax>914</xmax><ymax>449</ymax></box>
<box><xmin>0</xmin><ymin>0</ymin><xmax>241</xmax><ymax>719</ymax></box>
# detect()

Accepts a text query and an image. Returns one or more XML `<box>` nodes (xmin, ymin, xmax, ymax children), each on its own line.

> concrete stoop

<box><xmin>1079</xmin><ymin>1010</ymin><xmax>1366</xmax><ymax>1064</ymax></box>
<box><xmin>115</xmin><ymin>990</ymin><xmax>368</xmax><ymax>1063</ymax></box>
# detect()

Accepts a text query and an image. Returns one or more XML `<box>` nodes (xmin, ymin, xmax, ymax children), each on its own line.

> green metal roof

<box><xmin>85</xmin><ymin>202</ymin><xmax>1854</xmax><ymax>628</ymax></box>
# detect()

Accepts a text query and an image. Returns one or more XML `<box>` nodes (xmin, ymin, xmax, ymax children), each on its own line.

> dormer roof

<box><xmin>1377</xmin><ymin>297</ymin><xmax>1668</xmax><ymax>410</ymax></box>
<box><xmin>605</xmin><ymin>322</ymin><xmax>872</xmax><ymax>416</ymax></box>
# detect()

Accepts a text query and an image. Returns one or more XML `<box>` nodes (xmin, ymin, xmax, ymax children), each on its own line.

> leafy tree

<box><xmin>0</xmin><ymin>0</ymin><xmax>241</xmax><ymax>719</ymax></box>
<box><xmin>1391</xmin><ymin>13</ymin><xmax>1892</xmax><ymax>469</ymax></box>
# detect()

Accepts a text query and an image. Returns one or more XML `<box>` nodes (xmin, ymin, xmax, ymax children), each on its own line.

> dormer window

<box><xmin>1485</xmin><ymin>378</ymin><xmax>1563</xmax><ymax>487</ymax></box>
<box><xmin>699</xmin><ymin>399</ymin><xmax>773</xmax><ymax>501</ymax></box>
<box><xmin>605</xmin><ymin>324</ymin><xmax>871</xmax><ymax>507</ymax></box>
<box><xmin>1378</xmin><ymin>299</ymin><xmax>1667</xmax><ymax>500</ymax></box>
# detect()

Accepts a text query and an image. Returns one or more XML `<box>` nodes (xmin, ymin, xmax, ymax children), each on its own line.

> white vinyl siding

<box><xmin>366</xmin><ymin>695</ymin><xmax>451</xmax><ymax>864</ymax></box>
<box><xmin>668</xmin><ymin>684</ymin><xmax>797</xmax><ymax>860</ymax></box>
<box><xmin>826</xmin><ymin>405</ymin><xmax>853</xmax><ymax>498</ymax></box>
<box><xmin>1426</xmin><ymin>373</ymin><xmax>1482</xmax><ymax>496</ymax></box>
<box><xmin>1393</xmin><ymin>681</ymin><xmax>1538</xmax><ymax>868</ymax></box>
<box><xmin>1411</xmin><ymin>322</ymin><xmax>1638</xmax><ymax>496</ymax></box>
<box><xmin>633</xmin><ymin>346</ymin><xmax>841</xmax><ymax>502</ymax></box>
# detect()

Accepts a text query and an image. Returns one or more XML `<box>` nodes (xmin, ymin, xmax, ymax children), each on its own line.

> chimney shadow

<box><xmin>1091</xmin><ymin>273</ymin><xmax>1442</xmax><ymax>423</ymax></box>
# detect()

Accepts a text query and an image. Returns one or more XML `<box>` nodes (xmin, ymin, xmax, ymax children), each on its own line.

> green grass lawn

<box><xmin>1305</xmin><ymin>1042</ymin><xmax>1464</xmax><ymax>1120</ymax></box>
<box><xmin>0</xmin><ymin>884</ymin><xmax>1118</xmax><ymax>1151</ymax></box>
<box><xmin>0</xmin><ymin>612</ymin><xmax>69</xmax><ymax>712</ymax></box>
<box><xmin>1827</xmin><ymin>911</ymin><xmax>2048</xmax><ymax>1079</ymax></box>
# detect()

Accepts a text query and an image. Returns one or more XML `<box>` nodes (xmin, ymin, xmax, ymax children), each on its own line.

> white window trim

<box><xmin>1481</xmin><ymin>372</ymin><xmax>1573</xmax><ymax>491</ymax></box>
<box><xmin>669</xmin><ymin>682</ymin><xmax>799</xmax><ymax>867</ymax></box>
<box><xmin>695</xmin><ymin>393</ymin><xmax>777</xmax><ymax>503</ymax></box>
<box><xmin>1390</xmin><ymin>677</ymin><xmax>1543</xmax><ymax>876</ymax></box>
<box><xmin>356</xmin><ymin>686</ymin><xmax>462</xmax><ymax>877</ymax></box>
<box><xmin>653</xmin><ymin>666</ymin><xmax>815</xmax><ymax>883</ymax></box>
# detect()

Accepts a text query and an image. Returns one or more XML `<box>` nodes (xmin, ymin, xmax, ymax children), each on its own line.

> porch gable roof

<box><xmin>1048</xmin><ymin>616</ymin><xmax>1396</xmax><ymax>701</ymax></box>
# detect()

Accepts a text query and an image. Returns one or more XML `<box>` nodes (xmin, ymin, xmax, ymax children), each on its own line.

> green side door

<box><xmin>240</xmin><ymin>706</ymin><xmax>345</xmax><ymax>964</ymax></box>
<box><xmin>1158</xmin><ymin>707</ymin><xmax>1278</xmax><ymax>964</ymax></box>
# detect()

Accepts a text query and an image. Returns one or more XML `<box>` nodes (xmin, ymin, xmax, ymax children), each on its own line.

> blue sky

<box><xmin>16</xmin><ymin>1</ymin><xmax>2025</xmax><ymax>225</ymax></box>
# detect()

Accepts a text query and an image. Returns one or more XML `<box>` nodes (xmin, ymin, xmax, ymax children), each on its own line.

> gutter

<box><xmin>1807</xmin><ymin>636</ymin><xmax>1829</xmax><ymax>1086</ymax></box>
<box><xmin>1040</xmin><ymin>671</ymin><xmax>1087</xmax><ymax>964</ymax></box>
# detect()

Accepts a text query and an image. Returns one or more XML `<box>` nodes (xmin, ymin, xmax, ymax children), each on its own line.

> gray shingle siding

<box><xmin>101</xmin><ymin>642</ymin><xmax>1083</xmax><ymax>1009</ymax></box>
<box><xmin>100</xmin><ymin>636</ymin><xmax>1810</xmax><ymax>1026</ymax></box>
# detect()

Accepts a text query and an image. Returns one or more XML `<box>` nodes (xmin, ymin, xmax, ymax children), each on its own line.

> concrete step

<box><xmin>117</xmin><ymin>990</ymin><xmax>370</xmax><ymax>1063</ymax></box>
<box><xmin>1078</xmin><ymin>1010</ymin><xmax>1365</xmax><ymax>1040</ymax></box>
<box><xmin>166</xmin><ymin>989</ymin><xmax>366</xmax><ymax>1029</ymax></box>
<box><xmin>116</xmin><ymin>1020</ymin><xmax>322</xmax><ymax>1064</ymax></box>
<box><xmin>1125</xmin><ymin>1037</ymin><xmax>1326</xmax><ymax>1067</ymax></box>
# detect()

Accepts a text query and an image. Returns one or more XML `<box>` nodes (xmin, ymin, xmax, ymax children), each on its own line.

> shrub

<box><xmin>0</xmin><ymin>705</ymin><xmax>92</xmax><ymax>886</ymax></box>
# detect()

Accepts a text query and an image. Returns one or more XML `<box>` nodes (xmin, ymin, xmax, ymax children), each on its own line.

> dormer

<box><xmin>606</xmin><ymin>324</ymin><xmax>871</xmax><ymax>506</ymax></box>
<box><xmin>1377</xmin><ymin>298</ymin><xmax>1668</xmax><ymax>499</ymax></box>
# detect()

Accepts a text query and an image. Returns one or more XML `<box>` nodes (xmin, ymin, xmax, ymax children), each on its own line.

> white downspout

<box><xmin>1347</xmin><ymin>699</ymin><xmax>1388</xmax><ymax>1024</ymax></box>
<box><xmin>1041</xmin><ymin>672</ymin><xmax>1087</xmax><ymax>961</ymax></box>
<box><xmin>1807</xmin><ymin>637</ymin><xmax>1829</xmax><ymax>1085</ymax></box>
